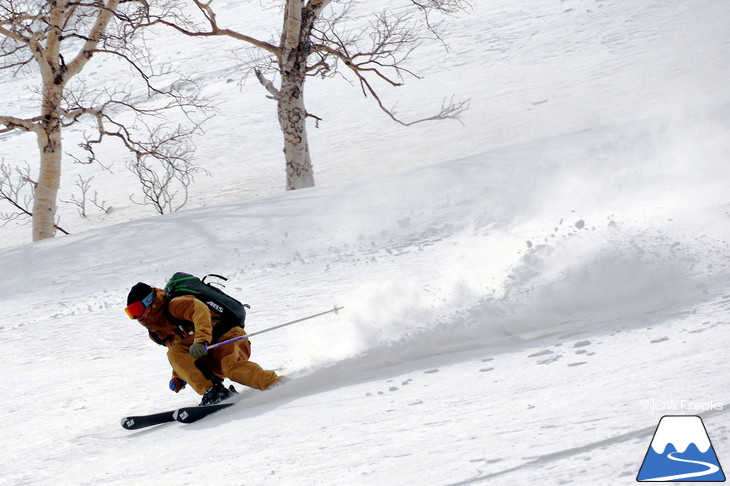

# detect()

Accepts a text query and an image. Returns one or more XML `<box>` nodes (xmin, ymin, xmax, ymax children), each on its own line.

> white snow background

<box><xmin>1</xmin><ymin>1</ymin><xmax>730</xmax><ymax>485</ymax></box>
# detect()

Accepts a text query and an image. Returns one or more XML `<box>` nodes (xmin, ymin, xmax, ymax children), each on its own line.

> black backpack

<box><xmin>163</xmin><ymin>272</ymin><xmax>249</xmax><ymax>341</ymax></box>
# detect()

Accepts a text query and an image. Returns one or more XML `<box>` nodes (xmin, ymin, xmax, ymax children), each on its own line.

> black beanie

<box><xmin>127</xmin><ymin>282</ymin><xmax>153</xmax><ymax>305</ymax></box>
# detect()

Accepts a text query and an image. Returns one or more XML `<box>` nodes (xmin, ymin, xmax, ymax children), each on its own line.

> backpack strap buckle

<box><xmin>175</xmin><ymin>324</ymin><xmax>193</xmax><ymax>339</ymax></box>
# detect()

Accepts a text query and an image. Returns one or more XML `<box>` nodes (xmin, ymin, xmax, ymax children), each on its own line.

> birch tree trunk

<box><xmin>30</xmin><ymin>0</ymin><xmax>68</xmax><ymax>240</ymax></box>
<box><xmin>278</xmin><ymin>0</ymin><xmax>319</xmax><ymax>190</ymax></box>
<box><xmin>30</xmin><ymin>0</ymin><xmax>118</xmax><ymax>240</ymax></box>
<box><xmin>32</xmin><ymin>87</ymin><xmax>64</xmax><ymax>240</ymax></box>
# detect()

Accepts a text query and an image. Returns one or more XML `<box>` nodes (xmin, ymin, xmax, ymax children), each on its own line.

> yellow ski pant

<box><xmin>166</xmin><ymin>327</ymin><xmax>281</xmax><ymax>394</ymax></box>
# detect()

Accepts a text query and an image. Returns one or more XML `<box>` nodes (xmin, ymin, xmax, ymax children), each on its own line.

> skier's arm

<box><xmin>168</xmin><ymin>296</ymin><xmax>214</xmax><ymax>345</ymax></box>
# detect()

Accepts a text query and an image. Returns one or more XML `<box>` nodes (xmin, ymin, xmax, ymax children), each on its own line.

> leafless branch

<box><xmin>309</xmin><ymin>5</ymin><xmax>470</xmax><ymax>126</ymax></box>
<box><xmin>409</xmin><ymin>0</ymin><xmax>471</xmax><ymax>44</ymax></box>
<box><xmin>254</xmin><ymin>68</ymin><xmax>280</xmax><ymax>99</ymax></box>
<box><xmin>0</xmin><ymin>160</ymin><xmax>69</xmax><ymax>234</ymax></box>
<box><xmin>0</xmin><ymin>161</ymin><xmax>34</xmax><ymax>225</ymax></box>
<box><xmin>0</xmin><ymin>114</ymin><xmax>39</xmax><ymax>133</ymax></box>
<box><xmin>60</xmin><ymin>174</ymin><xmax>111</xmax><ymax>217</ymax></box>
<box><xmin>125</xmin><ymin>123</ymin><xmax>209</xmax><ymax>214</ymax></box>
<box><xmin>148</xmin><ymin>0</ymin><xmax>279</xmax><ymax>54</ymax></box>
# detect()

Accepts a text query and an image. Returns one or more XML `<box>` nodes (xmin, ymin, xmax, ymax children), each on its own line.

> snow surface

<box><xmin>1</xmin><ymin>1</ymin><xmax>730</xmax><ymax>485</ymax></box>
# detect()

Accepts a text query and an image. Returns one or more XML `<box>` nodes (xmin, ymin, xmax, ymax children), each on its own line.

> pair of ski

<box><xmin>122</xmin><ymin>401</ymin><xmax>234</xmax><ymax>430</ymax></box>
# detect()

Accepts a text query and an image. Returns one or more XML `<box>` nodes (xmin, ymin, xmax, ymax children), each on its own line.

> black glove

<box><xmin>189</xmin><ymin>342</ymin><xmax>208</xmax><ymax>358</ymax></box>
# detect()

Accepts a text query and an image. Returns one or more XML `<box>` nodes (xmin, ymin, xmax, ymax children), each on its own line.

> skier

<box><xmin>124</xmin><ymin>282</ymin><xmax>284</xmax><ymax>405</ymax></box>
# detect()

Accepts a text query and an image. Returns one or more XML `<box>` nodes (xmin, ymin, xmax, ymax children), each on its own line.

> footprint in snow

<box><xmin>528</xmin><ymin>349</ymin><xmax>563</xmax><ymax>364</ymax></box>
<box><xmin>478</xmin><ymin>358</ymin><xmax>495</xmax><ymax>372</ymax></box>
<box><xmin>538</xmin><ymin>355</ymin><xmax>562</xmax><ymax>365</ymax></box>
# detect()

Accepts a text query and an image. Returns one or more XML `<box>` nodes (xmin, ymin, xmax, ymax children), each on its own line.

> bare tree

<box><xmin>156</xmin><ymin>0</ymin><xmax>470</xmax><ymax>190</ymax></box>
<box><xmin>60</xmin><ymin>175</ymin><xmax>110</xmax><ymax>218</ymax></box>
<box><xmin>0</xmin><ymin>0</ymin><xmax>210</xmax><ymax>241</ymax></box>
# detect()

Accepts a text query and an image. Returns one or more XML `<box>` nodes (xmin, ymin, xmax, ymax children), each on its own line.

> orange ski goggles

<box><xmin>124</xmin><ymin>292</ymin><xmax>154</xmax><ymax>319</ymax></box>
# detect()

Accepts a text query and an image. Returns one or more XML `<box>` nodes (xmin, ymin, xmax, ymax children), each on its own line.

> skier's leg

<box><xmin>167</xmin><ymin>340</ymin><xmax>214</xmax><ymax>394</ymax></box>
<box><xmin>220</xmin><ymin>355</ymin><xmax>282</xmax><ymax>390</ymax></box>
<box><xmin>210</xmin><ymin>328</ymin><xmax>282</xmax><ymax>390</ymax></box>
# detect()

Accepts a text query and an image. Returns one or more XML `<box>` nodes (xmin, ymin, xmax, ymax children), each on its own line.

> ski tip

<box><xmin>120</xmin><ymin>410</ymin><xmax>177</xmax><ymax>430</ymax></box>
<box><xmin>333</xmin><ymin>305</ymin><xmax>343</xmax><ymax>314</ymax></box>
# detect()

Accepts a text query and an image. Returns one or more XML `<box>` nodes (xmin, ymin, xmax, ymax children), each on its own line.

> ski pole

<box><xmin>204</xmin><ymin>305</ymin><xmax>343</xmax><ymax>351</ymax></box>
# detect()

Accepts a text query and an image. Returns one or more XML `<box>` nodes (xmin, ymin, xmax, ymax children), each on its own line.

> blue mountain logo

<box><xmin>637</xmin><ymin>415</ymin><xmax>725</xmax><ymax>482</ymax></box>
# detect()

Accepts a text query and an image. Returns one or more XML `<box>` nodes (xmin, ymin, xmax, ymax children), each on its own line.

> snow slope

<box><xmin>1</xmin><ymin>0</ymin><xmax>728</xmax><ymax>249</ymax></box>
<box><xmin>2</xmin><ymin>114</ymin><xmax>729</xmax><ymax>485</ymax></box>
<box><xmin>1</xmin><ymin>1</ymin><xmax>730</xmax><ymax>485</ymax></box>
